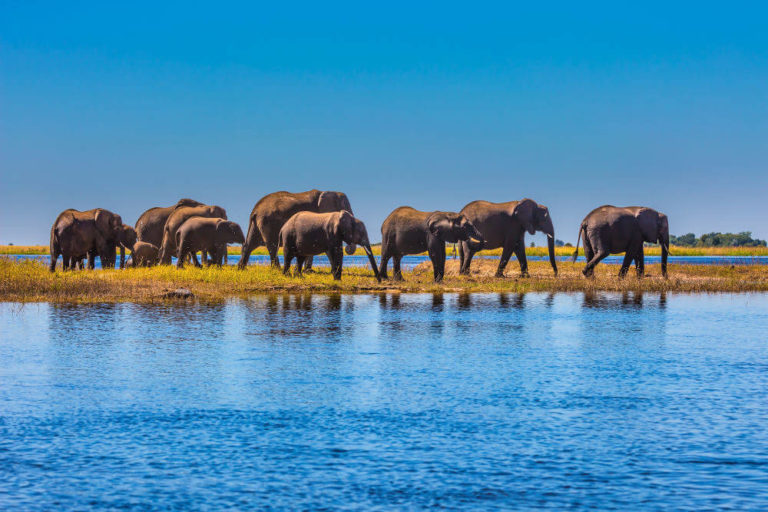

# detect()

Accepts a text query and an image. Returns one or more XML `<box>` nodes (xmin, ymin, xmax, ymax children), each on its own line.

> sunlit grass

<box><xmin>6</xmin><ymin>244</ymin><xmax>768</xmax><ymax>257</ymax></box>
<box><xmin>2</xmin><ymin>257</ymin><xmax>767</xmax><ymax>302</ymax></box>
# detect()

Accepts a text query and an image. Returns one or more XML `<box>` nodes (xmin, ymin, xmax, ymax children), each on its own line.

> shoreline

<box><xmin>2</xmin><ymin>258</ymin><xmax>768</xmax><ymax>303</ymax></box>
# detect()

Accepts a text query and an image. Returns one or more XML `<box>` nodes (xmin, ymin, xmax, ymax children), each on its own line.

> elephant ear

<box><xmin>94</xmin><ymin>209</ymin><xmax>113</xmax><ymax>236</ymax></box>
<box><xmin>427</xmin><ymin>213</ymin><xmax>457</xmax><ymax>243</ymax></box>
<box><xmin>634</xmin><ymin>208</ymin><xmax>659</xmax><ymax>243</ymax></box>
<box><xmin>512</xmin><ymin>199</ymin><xmax>536</xmax><ymax>235</ymax></box>
<box><xmin>317</xmin><ymin>191</ymin><xmax>342</xmax><ymax>212</ymax></box>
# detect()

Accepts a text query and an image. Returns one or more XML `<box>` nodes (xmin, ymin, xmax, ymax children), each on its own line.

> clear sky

<box><xmin>2</xmin><ymin>2</ymin><xmax>767</xmax><ymax>245</ymax></box>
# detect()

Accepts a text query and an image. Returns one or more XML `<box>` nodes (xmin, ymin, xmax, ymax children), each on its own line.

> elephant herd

<box><xmin>49</xmin><ymin>189</ymin><xmax>670</xmax><ymax>282</ymax></box>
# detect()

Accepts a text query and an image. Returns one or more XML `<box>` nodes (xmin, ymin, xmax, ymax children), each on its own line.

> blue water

<box><xmin>11</xmin><ymin>253</ymin><xmax>768</xmax><ymax>270</ymax></box>
<box><xmin>1</xmin><ymin>293</ymin><xmax>767</xmax><ymax>509</ymax></box>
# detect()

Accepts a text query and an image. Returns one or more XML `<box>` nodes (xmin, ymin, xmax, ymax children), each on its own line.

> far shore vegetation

<box><xmin>2</xmin><ymin>257</ymin><xmax>768</xmax><ymax>303</ymax></box>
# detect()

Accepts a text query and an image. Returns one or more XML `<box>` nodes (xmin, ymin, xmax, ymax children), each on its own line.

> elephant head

<box><xmin>216</xmin><ymin>220</ymin><xmax>245</xmax><ymax>245</ymax></box>
<box><xmin>118</xmin><ymin>224</ymin><xmax>138</xmax><ymax>250</ymax></box>
<box><xmin>317</xmin><ymin>191</ymin><xmax>353</xmax><ymax>215</ymax></box>
<box><xmin>94</xmin><ymin>209</ymin><xmax>123</xmax><ymax>240</ymax></box>
<box><xmin>208</xmin><ymin>205</ymin><xmax>228</xmax><ymax>219</ymax></box>
<box><xmin>427</xmin><ymin>212</ymin><xmax>484</xmax><ymax>247</ymax></box>
<box><xmin>513</xmin><ymin>199</ymin><xmax>558</xmax><ymax>276</ymax></box>
<box><xmin>335</xmin><ymin>211</ymin><xmax>380</xmax><ymax>281</ymax></box>
<box><xmin>634</xmin><ymin>208</ymin><xmax>669</xmax><ymax>278</ymax></box>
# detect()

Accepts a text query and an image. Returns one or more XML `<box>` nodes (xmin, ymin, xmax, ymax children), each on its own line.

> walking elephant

<box><xmin>380</xmin><ymin>207</ymin><xmax>484</xmax><ymax>282</ymax></box>
<box><xmin>279</xmin><ymin>210</ymin><xmax>380</xmax><ymax>281</ymax></box>
<box><xmin>573</xmin><ymin>205</ymin><xmax>669</xmax><ymax>278</ymax></box>
<box><xmin>158</xmin><ymin>204</ymin><xmax>227</xmax><ymax>264</ymax></box>
<box><xmin>175</xmin><ymin>218</ymin><xmax>244</xmax><ymax>268</ymax></box>
<box><xmin>135</xmin><ymin>198</ymin><xmax>203</xmax><ymax>247</ymax></box>
<box><xmin>49</xmin><ymin>208</ymin><xmax>123</xmax><ymax>271</ymax></box>
<box><xmin>238</xmin><ymin>189</ymin><xmax>354</xmax><ymax>269</ymax></box>
<box><xmin>458</xmin><ymin>198</ymin><xmax>558</xmax><ymax>277</ymax></box>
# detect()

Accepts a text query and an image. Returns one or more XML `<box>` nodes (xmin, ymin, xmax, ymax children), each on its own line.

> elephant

<box><xmin>279</xmin><ymin>210</ymin><xmax>380</xmax><ymax>281</ymax></box>
<box><xmin>135</xmin><ymin>198</ymin><xmax>204</xmax><ymax>247</ymax></box>
<box><xmin>175</xmin><ymin>218</ymin><xmax>245</xmax><ymax>268</ymax></box>
<box><xmin>158</xmin><ymin>205</ymin><xmax>227</xmax><ymax>264</ymax></box>
<box><xmin>380</xmin><ymin>207</ymin><xmax>484</xmax><ymax>282</ymax></box>
<box><xmin>130</xmin><ymin>241</ymin><xmax>160</xmax><ymax>267</ymax></box>
<box><xmin>117</xmin><ymin>224</ymin><xmax>138</xmax><ymax>269</ymax></box>
<box><xmin>238</xmin><ymin>189</ymin><xmax>354</xmax><ymax>269</ymax></box>
<box><xmin>49</xmin><ymin>208</ymin><xmax>123</xmax><ymax>271</ymax></box>
<box><xmin>572</xmin><ymin>205</ymin><xmax>669</xmax><ymax>278</ymax></box>
<box><xmin>49</xmin><ymin>213</ymin><xmax>111</xmax><ymax>270</ymax></box>
<box><xmin>458</xmin><ymin>198</ymin><xmax>558</xmax><ymax>277</ymax></box>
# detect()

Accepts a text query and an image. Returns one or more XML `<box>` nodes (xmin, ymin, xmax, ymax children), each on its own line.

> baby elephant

<box><xmin>380</xmin><ymin>207</ymin><xmax>484</xmax><ymax>282</ymax></box>
<box><xmin>130</xmin><ymin>241</ymin><xmax>160</xmax><ymax>267</ymax></box>
<box><xmin>279</xmin><ymin>210</ymin><xmax>380</xmax><ymax>281</ymax></box>
<box><xmin>175</xmin><ymin>218</ymin><xmax>245</xmax><ymax>268</ymax></box>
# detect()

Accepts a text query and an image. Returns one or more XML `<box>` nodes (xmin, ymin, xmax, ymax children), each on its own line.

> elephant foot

<box><xmin>393</xmin><ymin>274</ymin><xmax>404</xmax><ymax>282</ymax></box>
<box><xmin>518</xmin><ymin>271</ymin><xmax>530</xmax><ymax>279</ymax></box>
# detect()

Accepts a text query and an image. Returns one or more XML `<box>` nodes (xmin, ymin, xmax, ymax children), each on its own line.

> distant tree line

<box><xmin>669</xmin><ymin>232</ymin><xmax>767</xmax><ymax>247</ymax></box>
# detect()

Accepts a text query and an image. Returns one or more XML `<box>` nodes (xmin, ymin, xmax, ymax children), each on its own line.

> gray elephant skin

<box><xmin>175</xmin><ymin>218</ymin><xmax>244</xmax><ymax>268</ymax></box>
<box><xmin>130</xmin><ymin>241</ymin><xmax>160</xmax><ymax>267</ymax></box>
<box><xmin>238</xmin><ymin>189</ymin><xmax>354</xmax><ymax>269</ymax></box>
<box><xmin>573</xmin><ymin>205</ymin><xmax>669</xmax><ymax>278</ymax></box>
<box><xmin>49</xmin><ymin>208</ymin><xmax>123</xmax><ymax>271</ymax></box>
<box><xmin>158</xmin><ymin>205</ymin><xmax>227</xmax><ymax>264</ymax></box>
<box><xmin>279</xmin><ymin>210</ymin><xmax>380</xmax><ymax>281</ymax></box>
<box><xmin>135</xmin><ymin>198</ymin><xmax>204</xmax><ymax>247</ymax></box>
<box><xmin>380</xmin><ymin>207</ymin><xmax>484</xmax><ymax>282</ymax></box>
<box><xmin>459</xmin><ymin>198</ymin><xmax>558</xmax><ymax>277</ymax></box>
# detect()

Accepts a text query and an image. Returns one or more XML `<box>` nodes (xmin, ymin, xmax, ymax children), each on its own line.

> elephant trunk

<box><xmin>660</xmin><ymin>236</ymin><xmax>669</xmax><ymax>279</ymax></box>
<box><xmin>547</xmin><ymin>234</ymin><xmax>558</xmax><ymax>276</ymax></box>
<box><xmin>363</xmin><ymin>244</ymin><xmax>381</xmax><ymax>282</ymax></box>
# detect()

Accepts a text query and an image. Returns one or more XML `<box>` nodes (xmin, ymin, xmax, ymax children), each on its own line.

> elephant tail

<box><xmin>571</xmin><ymin>224</ymin><xmax>584</xmax><ymax>263</ymax></box>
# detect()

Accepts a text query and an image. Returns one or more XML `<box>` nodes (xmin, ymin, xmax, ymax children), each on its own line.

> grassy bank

<box><xmin>4</xmin><ymin>244</ymin><xmax>768</xmax><ymax>257</ymax></box>
<box><xmin>2</xmin><ymin>257</ymin><xmax>768</xmax><ymax>303</ymax></box>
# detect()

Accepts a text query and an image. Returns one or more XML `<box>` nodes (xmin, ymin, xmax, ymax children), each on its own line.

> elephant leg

<box><xmin>303</xmin><ymin>255</ymin><xmax>314</xmax><ymax>272</ymax></box>
<box><xmin>50</xmin><ymin>246</ymin><xmax>60</xmax><ymax>272</ymax></box>
<box><xmin>332</xmin><ymin>247</ymin><xmax>343</xmax><ymax>280</ymax></box>
<box><xmin>458</xmin><ymin>242</ymin><xmax>465</xmax><ymax>272</ymax></box>
<box><xmin>496</xmin><ymin>243</ymin><xmax>514</xmax><ymax>278</ymax></box>
<box><xmin>428</xmin><ymin>245</ymin><xmax>446</xmax><ymax>283</ymax></box>
<box><xmin>635</xmin><ymin>247</ymin><xmax>645</xmax><ymax>278</ymax></box>
<box><xmin>379</xmin><ymin>247</ymin><xmax>391</xmax><ymax>279</ymax></box>
<box><xmin>283</xmin><ymin>248</ymin><xmax>294</xmax><ymax>275</ymax></box>
<box><xmin>618</xmin><ymin>250</ymin><xmax>634</xmax><ymax>278</ymax></box>
<box><xmin>460</xmin><ymin>241</ymin><xmax>477</xmax><ymax>275</ymax></box>
<box><xmin>393</xmin><ymin>255</ymin><xmax>404</xmax><ymax>281</ymax></box>
<box><xmin>88</xmin><ymin>249</ymin><xmax>96</xmax><ymax>270</ymax></box>
<box><xmin>513</xmin><ymin>238</ymin><xmax>529</xmax><ymax>278</ymax></box>
<box><xmin>295</xmin><ymin>255</ymin><xmax>306</xmax><ymax>277</ymax></box>
<box><xmin>583</xmin><ymin>249</ymin><xmax>609</xmax><ymax>277</ymax></box>
<box><xmin>191</xmin><ymin>250</ymin><xmax>202</xmax><ymax>269</ymax></box>
<box><xmin>268</xmin><ymin>242</ymin><xmax>281</xmax><ymax>268</ymax></box>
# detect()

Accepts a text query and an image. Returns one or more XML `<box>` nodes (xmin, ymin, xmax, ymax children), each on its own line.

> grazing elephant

<box><xmin>117</xmin><ymin>225</ymin><xmax>138</xmax><ymax>269</ymax></box>
<box><xmin>279</xmin><ymin>210</ymin><xmax>380</xmax><ymax>281</ymax></box>
<box><xmin>49</xmin><ymin>208</ymin><xmax>123</xmax><ymax>271</ymax></box>
<box><xmin>458</xmin><ymin>198</ymin><xmax>558</xmax><ymax>277</ymax></box>
<box><xmin>158</xmin><ymin>205</ymin><xmax>227</xmax><ymax>264</ymax></box>
<box><xmin>573</xmin><ymin>205</ymin><xmax>669</xmax><ymax>278</ymax></box>
<box><xmin>130</xmin><ymin>241</ymin><xmax>160</xmax><ymax>267</ymax></box>
<box><xmin>380</xmin><ymin>207</ymin><xmax>484</xmax><ymax>282</ymax></box>
<box><xmin>135</xmin><ymin>198</ymin><xmax>203</xmax><ymax>247</ymax></box>
<box><xmin>238</xmin><ymin>189</ymin><xmax>354</xmax><ymax>269</ymax></box>
<box><xmin>175</xmin><ymin>218</ymin><xmax>245</xmax><ymax>268</ymax></box>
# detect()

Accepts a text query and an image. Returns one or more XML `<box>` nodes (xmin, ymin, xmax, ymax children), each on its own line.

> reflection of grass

<box><xmin>6</xmin><ymin>244</ymin><xmax>768</xmax><ymax>257</ymax></box>
<box><xmin>2</xmin><ymin>257</ymin><xmax>768</xmax><ymax>303</ymax></box>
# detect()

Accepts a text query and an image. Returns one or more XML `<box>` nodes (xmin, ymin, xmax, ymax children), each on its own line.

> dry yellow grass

<box><xmin>5</xmin><ymin>244</ymin><xmax>768</xmax><ymax>257</ymax></box>
<box><xmin>2</xmin><ymin>257</ymin><xmax>767</xmax><ymax>303</ymax></box>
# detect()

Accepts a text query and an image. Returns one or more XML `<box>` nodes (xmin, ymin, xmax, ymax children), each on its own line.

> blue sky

<box><xmin>2</xmin><ymin>2</ymin><xmax>767</xmax><ymax>245</ymax></box>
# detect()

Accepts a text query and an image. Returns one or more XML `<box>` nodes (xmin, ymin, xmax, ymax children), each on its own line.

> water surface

<box><xmin>1</xmin><ymin>293</ymin><xmax>767</xmax><ymax>509</ymax></box>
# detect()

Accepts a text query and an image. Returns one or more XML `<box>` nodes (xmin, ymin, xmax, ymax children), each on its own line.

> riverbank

<box><xmin>4</xmin><ymin>244</ymin><xmax>768</xmax><ymax>257</ymax></box>
<box><xmin>2</xmin><ymin>258</ymin><xmax>768</xmax><ymax>302</ymax></box>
